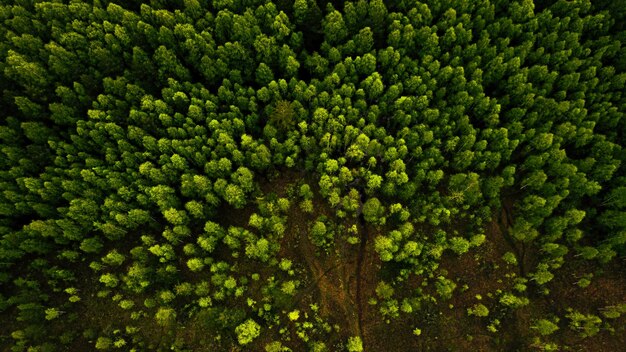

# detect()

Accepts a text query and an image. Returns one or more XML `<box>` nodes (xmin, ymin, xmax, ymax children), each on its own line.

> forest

<box><xmin>0</xmin><ymin>0</ymin><xmax>625</xmax><ymax>351</ymax></box>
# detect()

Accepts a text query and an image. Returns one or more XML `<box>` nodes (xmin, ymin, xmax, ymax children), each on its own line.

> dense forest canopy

<box><xmin>1</xmin><ymin>0</ymin><xmax>625</xmax><ymax>351</ymax></box>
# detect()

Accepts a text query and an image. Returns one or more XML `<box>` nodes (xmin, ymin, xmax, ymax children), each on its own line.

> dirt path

<box><xmin>355</xmin><ymin>215</ymin><xmax>368</xmax><ymax>339</ymax></box>
<box><xmin>265</xmin><ymin>172</ymin><xmax>375</xmax><ymax>346</ymax></box>
<box><xmin>285</xmin><ymin>213</ymin><xmax>373</xmax><ymax>346</ymax></box>
<box><xmin>498</xmin><ymin>203</ymin><xmax>527</xmax><ymax>276</ymax></box>
<box><xmin>297</xmin><ymin>223</ymin><xmax>361</xmax><ymax>338</ymax></box>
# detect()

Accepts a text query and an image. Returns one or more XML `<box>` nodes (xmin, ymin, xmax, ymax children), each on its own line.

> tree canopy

<box><xmin>0</xmin><ymin>0</ymin><xmax>625</xmax><ymax>351</ymax></box>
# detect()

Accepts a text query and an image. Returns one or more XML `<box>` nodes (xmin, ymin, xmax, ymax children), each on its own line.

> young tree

<box><xmin>467</xmin><ymin>303</ymin><xmax>489</xmax><ymax>317</ymax></box>
<box><xmin>531</xmin><ymin>318</ymin><xmax>559</xmax><ymax>336</ymax></box>
<box><xmin>187</xmin><ymin>258</ymin><xmax>205</xmax><ymax>272</ymax></box>
<box><xmin>435</xmin><ymin>276</ymin><xmax>457</xmax><ymax>300</ymax></box>
<box><xmin>155</xmin><ymin>307</ymin><xmax>177</xmax><ymax>327</ymax></box>
<box><xmin>235</xmin><ymin>319</ymin><xmax>261</xmax><ymax>345</ymax></box>
<box><xmin>346</xmin><ymin>336</ymin><xmax>364</xmax><ymax>352</ymax></box>
<box><xmin>448</xmin><ymin>237</ymin><xmax>471</xmax><ymax>255</ymax></box>
<box><xmin>310</xmin><ymin>220</ymin><xmax>332</xmax><ymax>248</ymax></box>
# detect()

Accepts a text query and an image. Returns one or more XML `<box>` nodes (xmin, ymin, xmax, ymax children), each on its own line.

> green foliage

<box><xmin>309</xmin><ymin>218</ymin><xmax>333</xmax><ymax>249</ymax></box>
<box><xmin>467</xmin><ymin>304</ymin><xmax>489</xmax><ymax>317</ymax></box>
<box><xmin>99</xmin><ymin>273</ymin><xmax>119</xmax><ymax>288</ymax></box>
<box><xmin>530</xmin><ymin>263</ymin><xmax>555</xmax><ymax>285</ymax></box>
<box><xmin>102</xmin><ymin>250</ymin><xmax>125</xmax><ymax>267</ymax></box>
<box><xmin>435</xmin><ymin>276</ymin><xmax>457</xmax><ymax>301</ymax></box>
<box><xmin>224</xmin><ymin>184</ymin><xmax>247</xmax><ymax>209</ymax></box>
<box><xmin>95</xmin><ymin>337</ymin><xmax>113</xmax><ymax>350</ymax></box>
<box><xmin>362</xmin><ymin>198</ymin><xmax>385</xmax><ymax>225</ymax></box>
<box><xmin>600</xmin><ymin>304</ymin><xmax>626</xmax><ymax>319</ymax></box>
<box><xmin>346</xmin><ymin>336</ymin><xmax>364</xmax><ymax>352</ymax></box>
<box><xmin>186</xmin><ymin>258</ymin><xmax>205</xmax><ymax>272</ymax></box>
<box><xmin>566</xmin><ymin>309</ymin><xmax>602</xmax><ymax>337</ymax></box>
<box><xmin>502</xmin><ymin>252</ymin><xmax>518</xmax><ymax>266</ymax></box>
<box><xmin>44</xmin><ymin>308</ymin><xmax>62</xmax><ymax>320</ymax></box>
<box><xmin>80</xmin><ymin>237</ymin><xmax>103</xmax><ymax>254</ymax></box>
<box><xmin>448</xmin><ymin>237</ymin><xmax>471</xmax><ymax>255</ymax></box>
<box><xmin>155</xmin><ymin>307</ymin><xmax>177</xmax><ymax>327</ymax></box>
<box><xmin>235</xmin><ymin>319</ymin><xmax>261</xmax><ymax>345</ymax></box>
<box><xmin>269</xmin><ymin>100</ymin><xmax>295</xmax><ymax>133</ymax></box>
<box><xmin>532</xmin><ymin>318</ymin><xmax>560</xmax><ymax>336</ymax></box>
<box><xmin>375</xmin><ymin>281</ymin><xmax>394</xmax><ymax>300</ymax></box>
<box><xmin>499</xmin><ymin>292</ymin><xmax>530</xmax><ymax>309</ymax></box>
<box><xmin>265</xmin><ymin>341</ymin><xmax>292</xmax><ymax>352</ymax></box>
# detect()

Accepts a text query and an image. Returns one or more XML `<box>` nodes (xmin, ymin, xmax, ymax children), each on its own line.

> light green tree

<box><xmin>346</xmin><ymin>336</ymin><xmax>363</xmax><ymax>352</ymax></box>
<box><xmin>363</xmin><ymin>197</ymin><xmax>385</xmax><ymax>224</ymax></box>
<box><xmin>531</xmin><ymin>318</ymin><xmax>559</xmax><ymax>336</ymax></box>
<box><xmin>235</xmin><ymin>319</ymin><xmax>261</xmax><ymax>345</ymax></box>
<box><xmin>155</xmin><ymin>307</ymin><xmax>176</xmax><ymax>326</ymax></box>
<box><xmin>467</xmin><ymin>303</ymin><xmax>489</xmax><ymax>317</ymax></box>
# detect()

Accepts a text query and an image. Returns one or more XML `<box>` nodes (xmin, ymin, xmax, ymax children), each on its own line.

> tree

<box><xmin>232</xmin><ymin>167</ymin><xmax>255</xmax><ymax>193</ymax></box>
<box><xmin>187</xmin><ymin>258</ymin><xmax>205</xmax><ymax>272</ymax></box>
<box><xmin>375</xmin><ymin>281</ymin><xmax>394</xmax><ymax>300</ymax></box>
<box><xmin>435</xmin><ymin>276</ymin><xmax>457</xmax><ymax>300</ymax></box>
<box><xmin>185</xmin><ymin>201</ymin><xmax>204</xmax><ymax>219</ymax></box>
<box><xmin>499</xmin><ymin>292</ymin><xmax>530</xmax><ymax>309</ymax></box>
<box><xmin>155</xmin><ymin>307</ymin><xmax>176</xmax><ymax>326</ymax></box>
<box><xmin>448</xmin><ymin>237</ymin><xmax>470</xmax><ymax>255</ymax></box>
<box><xmin>354</xmin><ymin>28</ymin><xmax>374</xmax><ymax>55</ymax></box>
<box><xmin>532</xmin><ymin>318</ymin><xmax>559</xmax><ymax>336</ymax></box>
<box><xmin>346</xmin><ymin>336</ymin><xmax>363</xmax><ymax>352</ymax></box>
<box><xmin>99</xmin><ymin>273</ymin><xmax>119</xmax><ymax>288</ymax></box>
<box><xmin>256</xmin><ymin>63</ymin><xmax>274</xmax><ymax>86</ymax></box>
<box><xmin>310</xmin><ymin>220</ymin><xmax>332</xmax><ymax>248</ymax></box>
<box><xmin>502</xmin><ymin>252</ymin><xmax>518</xmax><ymax>266</ymax></box>
<box><xmin>293</xmin><ymin>0</ymin><xmax>309</xmax><ymax>24</ymax></box>
<box><xmin>269</xmin><ymin>100</ymin><xmax>295</xmax><ymax>133</ymax></box>
<box><xmin>281</xmin><ymin>280</ymin><xmax>298</xmax><ymax>295</ymax></box>
<box><xmin>224</xmin><ymin>184</ymin><xmax>246</xmax><ymax>209</ymax></box>
<box><xmin>467</xmin><ymin>303</ymin><xmax>489</xmax><ymax>317</ymax></box>
<box><xmin>374</xmin><ymin>235</ymin><xmax>397</xmax><ymax>262</ymax></box>
<box><xmin>102</xmin><ymin>250</ymin><xmax>125</xmax><ymax>267</ymax></box>
<box><xmin>163</xmin><ymin>208</ymin><xmax>188</xmax><ymax>225</ymax></box>
<box><xmin>5</xmin><ymin>50</ymin><xmax>48</xmax><ymax>96</ymax></box>
<box><xmin>245</xmin><ymin>238</ymin><xmax>271</xmax><ymax>262</ymax></box>
<box><xmin>323</xmin><ymin>8</ymin><xmax>348</xmax><ymax>45</ymax></box>
<box><xmin>363</xmin><ymin>197</ymin><xmax>385</xmax><ymax>224</ymax></box>
<box><xmin>1</xmin><ymin>0</ymin><xmax>625</xmax><ymax>348</ymax></box>
<box><xmin>80</xmin><ymin>237</ymin><xmax>103</xmax><ymax>253</ymax></box>
<box><xmin>235</xmin><ymin>319</ymin><xmax>261</xmax><ymax>345</ymax></box>
<box><xmin>95</xmin><ymin>337</ymin><xmax>113</xmax><ymax>350</ymax></box>
<box><xmin>566</xmin><ymin>309</ymin><xmax>602</xmax><ymax>337</ymax></box>
<box><xmin>530</xmin><ymin>263</ymin><xmax>554</xmax><ymax>285</ymax></box>
<box><xmin>509</xmin><ymin>219</ymin><xmax>539</xmax><ymax>243</ymax></box>
<box><xmin>44</xmin><ymin>307</ymin><xmax>63</xmax><ymax>320</ymax></box>
<box><xmin>266</xmin><ymin>341</ymin><xmax>292</xmax><ymax>352</ymax></box>
<box><xmin>366</xmin><ymin>173</ymin><xmax>383</xmax><ymax>194</ymax></box>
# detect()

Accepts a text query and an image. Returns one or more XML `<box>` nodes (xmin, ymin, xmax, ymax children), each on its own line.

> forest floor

<box><xmin>365</xmin><ymin>203</ymin><xmax>626</xmax><ymax>352</ymax></box>
<box><xmin>3</xmin><ymin>172</ymin><xmax>624</xmax><ymax>352</ymax></box>
<box><xmin>269</xmin><ymin>172</ymin><xmax>626</xmax><ymax>351</ymax></box>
